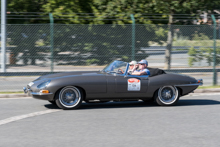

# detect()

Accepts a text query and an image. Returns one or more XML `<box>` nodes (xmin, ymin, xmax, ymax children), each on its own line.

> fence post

<box><xmin>1</xmin><ymin>0</ymin><xmax>6</xmax><ymax>72</ymax></box>
<box><xmin>211</xmin><ymin>14</ymin><xmax>217</xmax><ymax>85</ymax></box>
<box><xmin>130</xmin><ymin>14</ymin><xmax>135</xmax><ymax>61</ymax></box>
<box><xmin>49</xmin><ymin>13</ymin><xmax>54</xmax><ymax>72</ymax></box>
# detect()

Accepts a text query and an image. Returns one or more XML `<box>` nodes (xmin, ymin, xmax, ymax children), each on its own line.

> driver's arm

<box><xmin>118</xmin><ymin>69</ymin><xmax>124</xmax><ymax>74</ymax></box>
<box><xmin>131</xmin><ymin>71</ymin><xmax>147</xmax><ymax>76</ymax></box>
<box><xmin>131</xmin><ymin>69</ymin><xmax>150</xmax><ymax>76</ymax></box>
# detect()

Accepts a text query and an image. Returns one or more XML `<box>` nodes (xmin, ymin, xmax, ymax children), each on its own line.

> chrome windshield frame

<box><xmin>102</xmin><ymin>60</ymin><xmax>129</xmax><ymax>76</ymax></box>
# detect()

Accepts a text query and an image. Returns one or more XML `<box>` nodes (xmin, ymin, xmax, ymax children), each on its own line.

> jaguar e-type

<box><xmin>23</xmin><ymin>60</ymin><xmax>203</xmax><ymax>109</ymax></box>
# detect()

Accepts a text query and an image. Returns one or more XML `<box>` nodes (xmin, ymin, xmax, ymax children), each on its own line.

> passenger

<box><xmin>131</xmin><ymin>59</ymin><xmax>150</xmax><ymax>76</ymax></box>
<box><xmin>128</xmin><ymin>61</ymin><xmax>137</xmax><ymax>72</ymax></box>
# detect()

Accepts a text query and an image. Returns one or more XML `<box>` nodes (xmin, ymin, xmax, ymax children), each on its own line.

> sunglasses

<box><xmin>129</xmin><ymin>65</ymin><xmax>134</xmax><ymax>66</ymax></box>
<box><xmin>139</xmin><ymin>63</ymin><xmax>145</xmax><ymax>65</ymax></box>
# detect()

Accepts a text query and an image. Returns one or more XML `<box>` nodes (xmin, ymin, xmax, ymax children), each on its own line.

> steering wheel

<box><xmin>117</xmin><ymin>69</ymin><xmax>124</xmax><ymax>74</ymax></box>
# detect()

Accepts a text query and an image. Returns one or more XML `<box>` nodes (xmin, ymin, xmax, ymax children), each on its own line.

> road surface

<box><xmin>0</xmin><ymin>93</ymin><xmax>220</xmax><ymax>147</ymax></box>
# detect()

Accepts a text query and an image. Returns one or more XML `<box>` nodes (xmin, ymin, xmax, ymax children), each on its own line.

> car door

<box><xmin>114</xmin><ymin>74</ymin><xmax>149</xmax><ymax>97</ymax></box>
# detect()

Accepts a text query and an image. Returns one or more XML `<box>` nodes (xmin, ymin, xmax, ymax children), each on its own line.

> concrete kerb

<box><xmin>0</xmin><ymin>88</ymin><xmax>220</xmax><ymax>98</ymax></box>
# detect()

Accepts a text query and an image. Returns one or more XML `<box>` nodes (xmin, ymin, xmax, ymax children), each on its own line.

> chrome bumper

<box><xmin>31</xmin><ymin>92</ymin><xmax>53</xmax><ymax>96</ymax></box>
<box><xmin>23</xmin><ymin>87</ymin><xmax>54</xmax><ymax>100</ymax></box>
<box><xmin>23</xmin><ymin>87</ymin><xmax>53</xmax><ymax>95</ymax></box>
<box><xmin>23</xmin><ymin>87</ymin><xmax>31</xmax><ymax>96</ymax></box>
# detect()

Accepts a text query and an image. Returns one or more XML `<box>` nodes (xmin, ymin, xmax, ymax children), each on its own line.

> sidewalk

<box><xmin>0</xmin><ymin>88</ymin><xmax>219</xmax><ymax>98</ymax></box>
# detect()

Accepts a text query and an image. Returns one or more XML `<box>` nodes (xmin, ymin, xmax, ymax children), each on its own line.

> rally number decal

<box><xmin>128</xmin><ymin>78</ymin><xmax>141</xmax><ymax>91</ymax></box>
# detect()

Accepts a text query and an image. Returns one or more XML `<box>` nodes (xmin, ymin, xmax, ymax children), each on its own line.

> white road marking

<box><xmin>0</xmin><ymin>109</ymin><xmax>61</xmax><ymax>126</ymax></box>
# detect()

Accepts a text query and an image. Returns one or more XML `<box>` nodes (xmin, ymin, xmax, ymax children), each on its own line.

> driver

<box><xmin>131</xmin><ymin>59</ymin><xmax>150</xmax><ymax>76</ymax></box>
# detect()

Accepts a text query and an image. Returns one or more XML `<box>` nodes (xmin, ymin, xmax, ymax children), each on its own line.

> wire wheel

<box><xmin>156</xmin><ymin>86</ymin><xmax>179</xmax><ymax>106</ymax></box>
<box><xmin>56</xmin><ymin>86</ymin><xmax>82</xmax><ymax>109</ymax></box>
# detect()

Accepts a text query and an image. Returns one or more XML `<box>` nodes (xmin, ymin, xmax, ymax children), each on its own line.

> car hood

<box><xmin>33</xmin><ymin>71</ymin><xmax>101</xmax><ymax>81</ymax></box>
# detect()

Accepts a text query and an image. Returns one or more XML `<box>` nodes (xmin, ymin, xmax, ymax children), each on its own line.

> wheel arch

<box><xmin>176</xmin><ymin>86</ymin><xmax>183</xmax><ymax>96</ymax></box>
<box><xmin>53</xmin><ymin>85</ymin><xmax>86</xmax><ymax>101</ymax></box>
<box><xmin>153</xmin><ymin>85</ymin><xmax>181</xmax><ymax>100</ymax></box>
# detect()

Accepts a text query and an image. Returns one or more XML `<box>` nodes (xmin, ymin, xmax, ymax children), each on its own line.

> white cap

<box><xmin>129</xmin><ymin>61</ymin><xmax>137</xmax><ymax>65</ymax></box>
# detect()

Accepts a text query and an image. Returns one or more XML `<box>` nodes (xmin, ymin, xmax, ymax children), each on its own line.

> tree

<box><xmin>7</xmin><ymin>0</ymin><xmax>47</xmax><ymax>24</ymax></box>
<box><xmin>148</xmin><ymin>0</ymin><xmax>220</xmax><ymax>69</ymax></box>
<box><xmin>8</xmin><ymin>25</ymin><xmax>49</xmax><ymax>65</ymax></box>
<box><xmin>7</xmin><ymin>0</ymin><xmax>220</xmax><ymax>66</ymax></box>
<box><xmin>85</xmin><ymin>0</ymin><xmax>167</xmax><ymax>63</ymax></box>
<box><xmin>41</xmin><ymin>0</ymin><xmax>167</xmax><ymax>65</ymax></box>
<box><xmin>42</xmin><ymin>0</ymin><xmax>94</xmax><ymax>24</ymax></box>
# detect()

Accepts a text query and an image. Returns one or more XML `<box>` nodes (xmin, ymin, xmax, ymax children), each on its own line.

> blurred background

<box><xmin>1</xmin><ymin>0</ymin><xmax>220</xmax><ymax>91</ymax></box>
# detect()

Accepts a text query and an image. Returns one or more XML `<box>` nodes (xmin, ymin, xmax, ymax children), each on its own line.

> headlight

<box><xmin>37</xmin><ymin>80</ymin><xmax>51</xmax><ymax>89</ymax></box>
<box><xmin>28</xmin><ymin>82</ymin><xmax>34</xmax><ymax>87</ymax></box>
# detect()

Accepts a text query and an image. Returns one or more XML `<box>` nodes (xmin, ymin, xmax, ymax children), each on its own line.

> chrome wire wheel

<box><xmin>157</xmin><ymin>86</ymin><xmax>179</xmax><ymax>105</ymax></box>
<box><xmin>58</xmin><ymin>86</ymin><xmax>82</xmax><ymax>109</ymax></box>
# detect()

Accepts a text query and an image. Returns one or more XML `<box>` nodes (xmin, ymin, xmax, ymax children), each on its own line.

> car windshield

<box><xmin>103</xmin><ymin>60</ymin><xmax>128</xmax><ymax>74</ymax></box>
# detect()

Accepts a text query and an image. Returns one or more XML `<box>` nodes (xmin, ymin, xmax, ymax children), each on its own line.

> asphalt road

<box><xmin>0</xmin><ymin>94</ymin><xmax>220</xmax><ymax>147</ymax></box>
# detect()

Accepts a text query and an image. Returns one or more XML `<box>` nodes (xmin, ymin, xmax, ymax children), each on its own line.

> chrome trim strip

<box><xmin>124</xmin><ymin>63</ymin><xmax>129</xmax><ymax>76</ymax></box>
<box><xmin>31</xmin><ymin>92</ymin><xmax>53</xmax><ymax>96</ymax></box>
<box><xmin>175</xmin><ymin>83</ymin><xmax>203</xmax><ymax>86</ymax></box>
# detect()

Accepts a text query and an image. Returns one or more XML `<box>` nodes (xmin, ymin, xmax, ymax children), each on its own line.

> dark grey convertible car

<box><xmin>24</xmin><ymin>60</ymin><xmax>203</xmax><ymax>109</ymax></box>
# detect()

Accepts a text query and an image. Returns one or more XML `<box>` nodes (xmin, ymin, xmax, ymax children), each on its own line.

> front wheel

<box><xmin>55</xmin><ymin>86</ymin><xmax>83</xmax><ymax>110</ymax></box>
<box><xmin>155</xmin><ymin>86</ymin><xmax>180</xmax><ymax>106</ymax></box>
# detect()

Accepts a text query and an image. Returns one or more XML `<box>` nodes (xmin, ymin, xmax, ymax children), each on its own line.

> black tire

<box><xmin>155</xmin><ymin>86</ymin><xmax>180</xmax><ymax>106</ymax></box>
<box><xmin>142</xmin><ymin>98</ymin><xmax>154</xmax><ymax>104</ymax></box>
<box><xmin>55</xmin><ymin>86</ymin><xmax>83</xmax><ymax>110</ymax></box>
<box><xmin>48</xmin><ymin>100</ymin><xmax>57</xmax><ymax>106</ymax></box>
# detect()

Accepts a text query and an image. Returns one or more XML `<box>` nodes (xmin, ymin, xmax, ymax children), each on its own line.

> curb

<box><xmin>0</xmin><ymin>88</ymin><xmax>220</xmax><ymax>98</ymax></box>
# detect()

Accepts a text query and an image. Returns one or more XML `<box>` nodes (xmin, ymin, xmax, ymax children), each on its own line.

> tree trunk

<box><xmin>164</xmin><ymin>13</ymin><xmax>174</xmax><ymax>70</ymax></box>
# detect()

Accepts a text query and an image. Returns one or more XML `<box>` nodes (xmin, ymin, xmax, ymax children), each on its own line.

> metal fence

<box><xmin>0</xmin><ymin>24</ymin><xmax>220</xmax><ymax>91</ymax></box>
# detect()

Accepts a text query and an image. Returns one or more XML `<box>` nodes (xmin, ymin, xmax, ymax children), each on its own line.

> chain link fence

<box><xmin>0</xmin><ymin>24</ymin><xmax>220</xmax><ymax>91</ymax></box>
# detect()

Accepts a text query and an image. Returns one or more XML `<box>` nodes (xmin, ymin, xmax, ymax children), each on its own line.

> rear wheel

<box><xmin>155</xmin><ymin>86</ymin><xmax>180</xmax><ymax>106</ymax></box>
<box><xmin>55</xmin><ymin>86</ymin><xmax>83</xmax><ymax>110</ymax></box>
